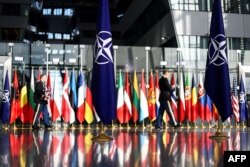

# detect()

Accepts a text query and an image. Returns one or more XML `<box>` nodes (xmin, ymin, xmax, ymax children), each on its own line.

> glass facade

<box><xmin>0</xmin><ymin>42</ymin><xmax>250</xmax><ymax>95</ymax></box>
<box><xmin>170</xmin><ymin>0</ymin><xmax>250</xmax><ymax>13</ymax></box>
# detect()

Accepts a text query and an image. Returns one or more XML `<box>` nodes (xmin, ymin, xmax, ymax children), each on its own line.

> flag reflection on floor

<box><xmin>1</xmin><ymin>128</ymin><xmax>249</xmax><ymax>167</ymax></box>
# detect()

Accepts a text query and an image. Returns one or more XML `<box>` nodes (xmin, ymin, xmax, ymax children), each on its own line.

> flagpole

<box><xmin>45</xmin><ymin>44</ymin><xmax>50</xmax><ymax>76</ymax></box>
<box><xmin>92</xmin><ymin>123</ymin><xmax>113</xmax><ymax>143</ymax></box>
<box><xmin>79</xmin><ymin>45</ymin><xmax>85</xmax><ymax>71</ymax></box>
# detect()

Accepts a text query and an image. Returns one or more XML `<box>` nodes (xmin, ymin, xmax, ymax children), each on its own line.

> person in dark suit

<box><xmin>33</xmin><ymin>74</ymin><xmax>53</xmax><ymax>130</ymax></box>
<box><xmin>155</xmin><ymin>70</ymin><xmax>180</xmax><ymax>129</ymax></box>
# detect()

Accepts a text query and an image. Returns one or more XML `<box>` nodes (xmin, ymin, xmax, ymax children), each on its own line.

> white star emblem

<box><xmin>239</xmin><ymin>91</ymin><xmax>246</xmax><ymax>103</ymax></box>
<box><xmin>2</xmin><ymin>90</ymin><xmax>9</xmax><ymax>103</ymax></box>
<box><xmin>208</xmin><ymin>34</ymin><xmax>228</xmax><ymax>66</ymax></box>
<box><xmin>94</xmin><ymin>31</ymin><xmax>113</xmax><ymax>65</ymax></box>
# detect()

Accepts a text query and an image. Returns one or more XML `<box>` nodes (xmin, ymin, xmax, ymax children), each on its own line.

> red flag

<box><xmin>61</xmin><ymin>70</ymin><xmax>75</xmax><ymax>123</ymax></box>
<box><xmin>123</xmin><ymin>71</ymin><xmax>132</xmax><ymax>123</ymax></box>
<box><xmin>10</xmin><ymin>69</ymin><xmax>21</xmax><ymax>123</ymax></box>
<box><xmin>9</xmin><ymin>133</ymin><xmax>20</xmax><ymax>167</ymax></box>
<box><xmin>148</xmin><ymin>71</ymin><xmax>156</xmax><ymax>121</ymax></box>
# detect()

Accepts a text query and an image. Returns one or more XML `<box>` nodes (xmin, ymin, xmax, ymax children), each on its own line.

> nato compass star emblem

<box><xmin>239</xmin><ymin>91</ymin><xmax>246</xmax><ymax>103</ymax></box>
<box><xmin>94</xmin><ymin>31</ymin><xmax>113</xmax><ymax>65</ymax></box>
<box><xmin>208</xmin><ymin>34</ymin><xmax>228</xmax><ymax>66</ymax></box>
<box><xmin>2</xmin><ymin>90</ymin><xmax>9</xmax><ymax>103</ymax></box>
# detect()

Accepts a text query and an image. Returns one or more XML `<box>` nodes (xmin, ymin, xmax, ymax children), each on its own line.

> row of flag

<box><xmin>0</xmin><ymin>0</ymin><xmax>248</xmax><ymax>127</ymax></box>
<box><xmin>0</xmin><ymin>68</ymin><xmax>247</xmax><ymax>125</ymax></box>
<box><xmin>4</xmin><ymin>130</ymin><xmax>248</xmax><ymax>167</ymax></box>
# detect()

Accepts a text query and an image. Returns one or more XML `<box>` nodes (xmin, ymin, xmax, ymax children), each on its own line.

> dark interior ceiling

<box><xmin>25</xmin><ymin>0</ymin><xmax>177</xmax><ymax>47</ymax></box>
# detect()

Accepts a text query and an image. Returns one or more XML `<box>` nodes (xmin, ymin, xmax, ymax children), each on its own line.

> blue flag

<box><xmin>239</xmin><ymin>75</ymin><xmax>248</xmax><ymax>122</ymax></box>
<box><xmin>204</xmin><ymin>0</ymin><xmax>232</xmax><ymax>121</ymax></box>
<box><xmin>91</xmin><ymin>0</ymin><xmax>116</xmax><ymax>124</ymax></box>
<box><xmin>0</xmin><ymin>71</ymin><xmax>10</xmax><ymax>124</ymax></box>
<box><xmin>69</xmin><ymin>70</ymin><xmax>77</xmax><ymax>109</ymax></box>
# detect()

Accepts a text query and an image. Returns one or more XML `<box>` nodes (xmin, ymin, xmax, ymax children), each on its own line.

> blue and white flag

<box><xmin>239</xmin><ymin>75</ymin><xmax>248</xmax><ymax>123</ymax></box>
<box><xmin>91</xmin><ymin>0</ymin><xmax>116</xmax><ymax>124</ymax></box>
<box><xmin>204</xmin><ymin>0</ymin><xmax>232</xmax><ymax>121</ymax></box>
<box><xmin>0</xmin><ymin>70</ymin><xmax>10</xmax><ymax>124</ymax></box>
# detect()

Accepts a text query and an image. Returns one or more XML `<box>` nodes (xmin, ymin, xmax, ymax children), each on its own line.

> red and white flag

<box><xmin>51</xmin><ymin>70</ymin><xmax>61</xmax><ymax>122</ymax></box>
<box><xmin>61</xmin><ymin>69</ymin><xmax>75</xmax><ymax>124</ymax></box>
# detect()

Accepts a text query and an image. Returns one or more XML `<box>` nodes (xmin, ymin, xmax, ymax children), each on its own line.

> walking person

<box><xmin>33</xmin><ymin>74</ymin><xmax>53</xmax><ymax>130</ymax></box>
<box><xmin>155</xmin><ymin>70</ymin><xmax>180</xmax><ymax>129</ymax></box>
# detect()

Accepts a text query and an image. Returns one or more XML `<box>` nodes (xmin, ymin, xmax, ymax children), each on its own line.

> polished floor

<box><xmin>0</xmin><ymin>126</ymin><xmax>249</xmax><ymax>167</ymax></box>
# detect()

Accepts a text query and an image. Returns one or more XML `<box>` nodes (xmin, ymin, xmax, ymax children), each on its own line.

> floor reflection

<box><xmin>0</xmin><ymin>128</ymin><xmax>249</xmax><ymax>167</ymax></box>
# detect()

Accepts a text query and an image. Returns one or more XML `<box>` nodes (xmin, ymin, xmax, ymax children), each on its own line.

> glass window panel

<box><xmin>43</xmin><ymin>8</ymin><xmax>52</xmax><ymax>15</ymax></box>
<box><xmin>53</xmin><ymin>8</ymin><xmax>62</xmax><ymax>15</ymax></box>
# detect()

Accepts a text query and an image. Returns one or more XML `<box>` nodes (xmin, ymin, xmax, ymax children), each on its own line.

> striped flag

<box><xmin>205</xmin><ymin>94</ymin><xmax>213</xmax><ymax>122</ymax></box>
<box><xmin>139</xmin><ymin>69</ymin><xmax>148</xmax><ymax>122</ymax></box>
<box><xmin>155</xmin><ymin>71</ymin><xmax>161</xmax><ymax>120</ymax></box>
<box><xmin>231</xmin><ymin>74</ymin><xmax>239</xmax><ymax>122</ymax></box>
<box><xmin>76</xmin><ymin>71</ymin><xmax>85</xmax><ymax>123</ymax></box>
<box><xmin>20</xmin><ymin>71</ymin><xmax>32</xmax><ymax>123</ymax></box>
<box><xmin>69</xmin><ymin>70</ymin><xmax>78</xmax><ymax>110</ymax></box>
<box><xmin>85</xmin><ymin>71</ymin><xmax>94</xmax><ymax>124</ymax></box>
<box><xmin>46</xmin><ymin>71</ymin><xmax>52</xmax><ymax>116</ymax></box>
<box><xmin>177</xmin><ymin>71</ymin><xmax>185</xmax><ymax>123</ymax></box>
<box><xmin>116</xmin><ymin>70</ymin><xmax>125</xmax><ymax>123</ymax></box>
<box><xmin>51</xmin><ymin>70</ymin><xmax>61</xmax><ymax>122</ymax></box>
<box><xmin>132</xmin><ymin>70</ymin><xmax>139</xmax><ymax>123</ymax></box>
<box><xmin>191</xmin><ymin>73</ymin><xmax>198</xmax><ymax>122</ymax></box>
<box><xmin>61</xmin><ymin>69</ymin><xmax>75</xmax><ymax>124</ymax></box>
<box><xmin>28</xmin><ymin>68</ymin><xmax>36</xmax><ymax>115</ymax></box>
<box><xmin>185</xmin><ymin>72</ymin><xmax>191</xmax><ymax>122</ymax></box>
<box><xmin>123</xmin><ymin>71</ymin><xmax>132</xmax><ymax>123</ymax></box>
<box><xmin>198</xmin><ymin>73</ymin><xmax>205</xmax><ymax>121</ymax></box>
<box><xmin>170</xmin><ymin>73</ymin><xmax>178</xmax><ymax>122</ymax></box>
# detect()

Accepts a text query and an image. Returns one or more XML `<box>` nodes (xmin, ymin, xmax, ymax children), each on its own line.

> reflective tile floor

<box><xmin>0</xmin><ymin>127</ymin><xmax>249</xmax><ymax>167</ymax></box>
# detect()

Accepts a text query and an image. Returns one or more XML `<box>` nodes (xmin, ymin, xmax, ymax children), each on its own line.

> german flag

<box><xmin>85</xmin><ymin>70</ymin><xmax>94</xmax><ymax>124</ymax></box>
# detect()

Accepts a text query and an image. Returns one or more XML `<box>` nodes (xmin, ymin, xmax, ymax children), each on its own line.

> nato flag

<box><xmin>204</xmin><ymin>0</ymin><xmax>232</xmax><ymax>121</ymax></box>
<box><xmin>239</xmin><ymin>75</ymin><xmax>248</xmax><ymax>122</ymax></box>
<box><xmin>0</xmin><ymin>71</ymin><xmax>10</xmax><ymax>124</ymax></box>
<box><xmin>91</xmin><ymin>0</ymin><xmax>116</xmax><ymax>124</ymax></box>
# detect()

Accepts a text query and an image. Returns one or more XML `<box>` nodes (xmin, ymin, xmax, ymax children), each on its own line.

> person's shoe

<box><xmin>174</xmin><ymin>124</ymin><xmax>181</xmax><ymax>128</ymax></box>
<box><xmin>32</xmin><ymin>125</ymin><xmax>41</xmax><ymax>130</ymax></box>
<box><xmin>45</xmin><ymin>125</ymin><xmax>54</xmax><ymax>130</ymax></box>
<box><xmin>155</xmin><ymin>126</ymin><xmax>163</xmax><ymax>130</ymax></box>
